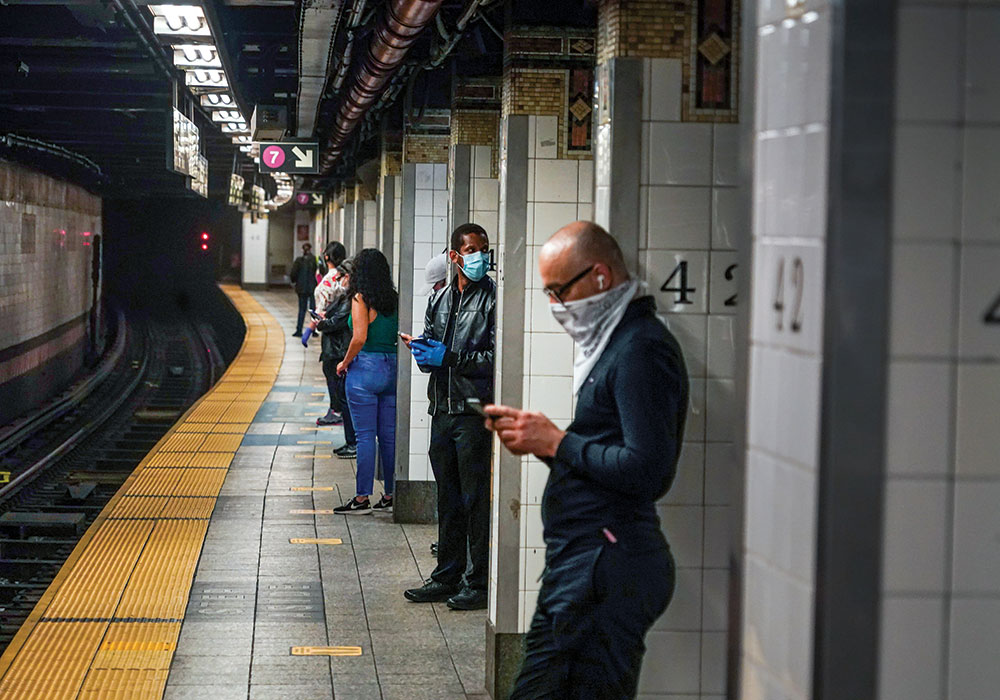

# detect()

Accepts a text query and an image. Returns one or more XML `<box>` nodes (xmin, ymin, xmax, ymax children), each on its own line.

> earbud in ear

<box><xmin>597</xmin><ymin>274</ymin><xmax>606</xmax><ymax>290</ymax></box>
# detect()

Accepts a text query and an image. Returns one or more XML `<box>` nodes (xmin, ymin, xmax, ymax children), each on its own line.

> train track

<box><xmin>0</xmin><ymin>306</ymin><xmax>224</xmax><ymax>652</ymax></box>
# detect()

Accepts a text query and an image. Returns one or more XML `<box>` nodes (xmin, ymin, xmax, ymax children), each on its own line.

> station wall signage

<box><xmin>258</xmin><ymin>142</ymin><xmax>319</xmax><ymax>174</ymax></box>
<box><xmin>295</xmin><ymin>192</ymin><xmax>324</xmax><ymax>207</ymax></box>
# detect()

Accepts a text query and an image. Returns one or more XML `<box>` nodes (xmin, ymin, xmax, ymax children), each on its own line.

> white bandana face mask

<box><xmin>549</xmin><ymin>279</ymin><xmax>641</xmax><ymax>393</ymax></box>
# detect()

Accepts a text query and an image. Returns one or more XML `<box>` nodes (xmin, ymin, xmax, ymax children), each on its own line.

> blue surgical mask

<box><xmin>459</xmin><ymin>251</ymin><xmax>488</xmax><ymax>282</ymax></box>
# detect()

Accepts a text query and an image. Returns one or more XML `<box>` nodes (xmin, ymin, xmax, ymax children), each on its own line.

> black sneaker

<box><xmin>430</xmin><ymin>541</ymin><xmax>438</xmax><ymax>557</ymax></box>
<box><xmin>316</xmin><ymin>410</ymin><xmax>343</xmax><ymax>426</ymax></box>
<box><xmin>334</xmin><ymin>444</ymin><xmax>357</xmax><ymax>459</ymax></box>
<box><xmin>292</xmin><ymin>331</ymin><xmax>303</xmax><ymax>337</ymax></box>
<box><xmin>404</xmin><ymin>579</ymin><xmax>460</xmax><ymax>603</ymax></box>
<box><xmin>446</xmin><ymin>588</ymin><xmax>487</xmax><ymax>611</ymax></box>
<box><xmin>333</xmin><ymin>497</ymin><xmax>371</xmax><ymax>515</ymax></box>
<box><xmin>372</xmin><ymin>495</ymin><xmax>393</xmax><ymax>512</ymax></box>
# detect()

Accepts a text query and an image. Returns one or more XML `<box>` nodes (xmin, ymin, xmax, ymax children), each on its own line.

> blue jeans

<box><xmin>345</xmin><ymin>351</ymin><xmax>397</xmax><ymax>497</ymax></box>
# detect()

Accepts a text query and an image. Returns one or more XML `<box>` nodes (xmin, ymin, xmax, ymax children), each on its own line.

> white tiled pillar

<box><xmin>878</xmin><ymin>4</ymin><xmax>1000</xmax><ymax>699</ymax></box>
<box><xmin>241</xmin><ymin>213</ymin><xmax>268</xmax><ymax>287</ymax></box>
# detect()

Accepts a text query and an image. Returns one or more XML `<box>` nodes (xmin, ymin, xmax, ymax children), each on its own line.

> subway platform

<box><xmin>0</xmin><ymin>287</ymin><xmax>487</xmax><ymax>700</ymax></box>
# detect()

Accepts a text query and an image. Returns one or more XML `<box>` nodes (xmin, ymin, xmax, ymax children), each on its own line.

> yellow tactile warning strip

<box><xmin>0</xmin><ymin>285</ymin><xmax>283</xmax><ymax>700</ymax></box>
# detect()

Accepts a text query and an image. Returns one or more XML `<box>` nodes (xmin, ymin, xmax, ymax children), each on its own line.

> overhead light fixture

<box><xmin>239</xmin><ymin>145</ymin><xmax>252</xmax><ymax>153</ymax></box>
<box><xmin>201</xmin><ymin>93</ymin><xmax>235</xmax><ymax>109</ymax></box>
<box><xmin>149</xmin><ymin>5</ymin><xmax>211</xmax><ymax>39</ymax></box>
<box><xmin>185</xmin><ymin>69</ymin><xmax>228</xmax><ymax>89</ymax></box>
<box><xmin>231</xmin><ymin>135</ymin><xmax>251</xmax><ymax>144</ymax></box>
<box><xmin>222</xmin><ymin>122</ymin><xmax>250</xmax><ymax>134</ymax></box>
<box><xmin>212</xmin><ymin>110</ymin><xmax>245</xmax><ymax>123</ymax></box>
<box><xmin>173</xmin><ymin>44</ymin><xmax>221</xmax><ymax>69</ymax></box>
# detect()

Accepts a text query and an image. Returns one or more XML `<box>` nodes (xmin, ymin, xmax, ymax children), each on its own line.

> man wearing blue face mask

<box><xmin>400</xmin><ymin>223</ymin><xmax>496</xmax><ymax>611</ymax></box>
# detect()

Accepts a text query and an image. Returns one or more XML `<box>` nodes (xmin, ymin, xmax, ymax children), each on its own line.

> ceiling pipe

<box><xmin>320</xmin><ymin>0</ymin><xmax>444</xmax><ymax>171</ymax></box>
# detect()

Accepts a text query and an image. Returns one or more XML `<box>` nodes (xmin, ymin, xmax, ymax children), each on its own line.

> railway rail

<box><xmin>0</xmin><ymin>306</ymin><xmax>224</xmax><ymax>653</ymax></box>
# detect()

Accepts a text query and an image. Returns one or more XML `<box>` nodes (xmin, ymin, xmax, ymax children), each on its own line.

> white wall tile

<box><xmin>958</xmin><ymin>245</ymin><xmax>1000</xmax><ymax>359</ymax></box>
<box><xmin>413</xmin><ymin>216</ymin><xmax>434</xmax><ymax>243</ymax></box>
<box><xmin>896</xmin><ymin>6</ymin><xmax>963</xmax><ymax>121</ymax></box>
<box><xmin>433</xmin><ymin>163</ymin><xmax>447</xmax><ymax>189</ymax></box>
<box><xmin>473</xmin><ymin>145</ymin><xmax>492</xmax><ymax>178</ymax></box>
<box><xmin>952</xmin><ymin>481</ymin><xmax>1000</xmax><ymax>595</ymax></box>
<box><xmin>702</xmin><ymin>569</ymin><xmax>729</xmax><ymax>631</ymax></box>
<box><xmin>647</xmin><ymin>123</ymin><xmax>713</xmax><ymax>186</ymax></box>
<box><xmin>706</xmin><ymin>379</ymin><xmax>736</xmax><ymax>443</ymax></box>
<box><xmin>701</xmin><ymin>632</ymin><xmax>727</xmax><ymax>694</ymax></box>
<box><xmin>949</xmin><ymin>599</ymin><xmax>1000</xmax><ymax>698</ymax></box>
<box><xmin>638</xmin><ymin>631</ymin><xmax>701</xmax><ymax>694</ymax></box>
<box><xmin>890</xmin><ymin>244</ymin><xmax>956</xmax><ymax>357</ymax></box>
<box><xmin>647</xmin><ymin>57</ymin><xmax>683</xmax><ymax>122</ymax></box>
<box><xmin>708</xmin><ymin>251</ymin><xmax>739</xmax><ymax>315</ymax></box>
<box><xmin>713</xmin><ymin>124</ymin><xmax>740</xmax><ymax>187</ymax></box>
<box><xmin>712</xmin><ymin>188</ymin><xmax>742</xmax><ymax>250</ymax></box>
<box><xmin>886</xmin><ymin>361</ymin><xmax>953</xmax><ymax>477</ymax></box>
<box><xmin>964</xmin><ymin>8</ymin><xmax>1000</xmax><ymax>122</ymax></box>
<box><xmin>415</xmin><ymin>163</ymin><xmax>435</xmax><ymax>189</ymax></box>
<box><xmin>658</xmin><ymin>505</ymin><xmax>704</xmax><ymax>569</ymax></box>
<box><xmin>663</xmin><ymin>442</ymin><xmax>705</xmax><ymax>506</ymax></box>
<box><xmin>473</xmin><ymin>178</ymin><xmax>500</xmax><ymax>213</ymax></box>
<box><xmin>647</xmin><ymin>187</ymin><xmax>712</xmax><ymax>250</ymax></box>
<box><xmin>664</xmin><ymin>313</ymin><xmax>707</xmax><ymax>377</ymax></box>
<box><xmin>707</xmin><ymin>315</ymin><xmax>735</xmax><ymax>379</ymax></box>
<box><xmin>533</xmin><ymin>159</ymin><xmax>579</xmax><ymax>203</ymax></box>
<box><xmin>703</xmin><ymin>506</ymin><xmax>730</xmax><ymax>568</ymax></box>
<box><xmin>653</xmin><ymin>566</ymin><xmax>702</xmax><ymax>631</ymax></box>
<box><xmin>522</xmin><ymin>503</ymin><xmax>544</xmax><ymax>548</ymax></box>
<box><xmin>704</xmin><ymin>442</ymin><xmax>733</xmax><ymax>507</ymax></box>
<box><xmin>526</xmin><ymin>375</ymin><xmax>574</xmax><ymax>420</ymax></box>
<box><xmin>647</xmin><ymin>250</ymin><xmax>709</xmax><ymax>314</ymax></box>
<box><xmin>433</xmin><ymin>189</ymin><xmax>448</xmax><ymax>217</ymax></box>
<box><xmin>535</xmin><ymin>116</ymin><xmax>558</xmax><ymax>159</ymax></box>
<box><xmin>577</xmin><ymin>160</ymin><xmax>594</xmax><ymax>204</ymax></box>
<box><xmin>528</xmin><ymin>332</ymin><xmax>575</xmax><ymax>376</ymax></box>
<box><xmin>415</xmin><ymin>193</ymin><xmax>433</xmax><ymax>217</ymax></box>
<box><xmin>882</xmin><ymin>480</ymin><xmax>949</xmax><ymax>593</ymax></box>
<box><xmin>879</xmin><ymin>597</ymin><xmax>945</xmax><ymax>700</ymax></box>
<box><xmin>893</xmin><ymin>126</ymin><xmax>961</xmax><ymax>242</ymax></box>
<box><xmin>961</xmin><ymin>127</ymin><xmax>1000</xmax><ymax>243</ymax></box>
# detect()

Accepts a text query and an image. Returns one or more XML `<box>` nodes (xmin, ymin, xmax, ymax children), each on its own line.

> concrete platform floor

<box><xmin>164</xmin><ymin>290</ymin><xmax>488</xmax><ymax>700</ymax></box>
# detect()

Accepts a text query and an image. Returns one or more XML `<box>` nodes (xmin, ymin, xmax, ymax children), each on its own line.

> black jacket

<box><xmin>316</xmin><ymin>294</ymin><xmax>351</xmax><ymax>363</ymax></box>
<box><xmin>289</xmin><ymin>254</ymin><xmax>318</xmax><ymax>295</ymax></box>
<box><xmin>418</xmin><ymin>276</ymin><xmax>496</xmax><ymax>415</ymax></box>
<box><xmin>542</xmin><ymin>296</ymin><xmax>689</xmax><ymax>562</ymax></box>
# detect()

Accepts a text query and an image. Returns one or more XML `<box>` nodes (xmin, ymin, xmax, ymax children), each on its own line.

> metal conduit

<box><xmin>321</xmin><ymin>0</ymin><xmax>444</xmax><ymax>171</ymax></box>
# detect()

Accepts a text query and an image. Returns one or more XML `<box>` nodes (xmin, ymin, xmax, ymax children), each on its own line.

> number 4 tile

<box><xmin>646</xmin><ymin>250</ymin><xmax>709</xmax><ymax>314</ymax></box>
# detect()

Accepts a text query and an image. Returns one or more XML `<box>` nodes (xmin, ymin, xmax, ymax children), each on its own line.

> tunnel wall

<box><xmin>0</xmin><ymin>160</ymin><xmax>100</xmax><ymax>424</ymax></box>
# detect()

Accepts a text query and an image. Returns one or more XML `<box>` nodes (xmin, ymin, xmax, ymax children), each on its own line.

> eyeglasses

<box><xmin>542</xmin><ymin>265</ymin><xmax>594</xmax><ymax>304</ymax></box>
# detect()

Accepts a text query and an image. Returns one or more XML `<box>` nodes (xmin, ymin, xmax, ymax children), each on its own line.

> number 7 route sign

<box><xmin>258</xmin><ymin>142</ymin><xmax>320</xmax><ymax>174</ymax></box>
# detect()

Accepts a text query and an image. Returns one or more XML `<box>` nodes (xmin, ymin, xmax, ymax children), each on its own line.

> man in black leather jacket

<box><xmin>402</xmin><ymin>223</ymin><xmax>495</xmax><ymax>611</ymax></box>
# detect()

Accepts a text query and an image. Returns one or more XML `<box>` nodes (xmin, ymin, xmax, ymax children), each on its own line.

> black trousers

<box><xmin>428</xmin><ymin>412</ymin><xmax>492</xmax><ymax>591</ymax></box>
<box><xmin>295</xmin><ymin>292</ymin><xmax>315</xmax><ymax>333</ymax></box>
<box><xmin>322</xmin><ymin>359</ymin><xmax>355</xmax><ymax>446</ymax></box>
<box><xmin>510</xmin><ymin>542</ymin><xmax>675</xmax><ymax>699</ymax></box>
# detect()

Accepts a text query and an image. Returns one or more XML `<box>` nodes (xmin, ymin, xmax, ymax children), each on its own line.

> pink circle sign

<box><xmin>262</xmin><ymin>145</ymin><xmax>285</xmax><ymax>169</ymax></box>
<box><xmin>296</xmin><ymin>193</ymin><xmax>310</xmax><ymax>205</ymax></box>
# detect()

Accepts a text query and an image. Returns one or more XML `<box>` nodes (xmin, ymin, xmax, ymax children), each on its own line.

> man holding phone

<box><xmin>400</xmin><ymin>223</ymin><xmax>495</xmax><ymax>611</ymax></box>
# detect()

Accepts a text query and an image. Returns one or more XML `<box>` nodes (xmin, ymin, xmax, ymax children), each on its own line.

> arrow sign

<box><xmin>291</xmin><ymin>146</ymin><xmax>313</xmax><ymax>169</ymax></box>
<box><xmin>258</xmin><ymin>142</ymin><xmax>319</xmax><ymax>174</ymax></box>
<box><xmin>311</xmin><ymin>193</ymin><xmax>323</xmax><ymax>205</ymax></box>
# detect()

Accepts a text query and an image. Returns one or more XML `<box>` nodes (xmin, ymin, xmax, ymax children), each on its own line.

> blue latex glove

<box><xmin>411</xmin><ymin>338</ymin><xmax>447</xmax><ymax>367</ymax></box>
<box><xmin>301</xmin><ymin>326</ymin><xmax>313</xmax><ymax>347</ymax></box>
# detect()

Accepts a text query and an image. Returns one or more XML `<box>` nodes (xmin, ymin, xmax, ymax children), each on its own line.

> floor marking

<box><xmin>288</xmin><ymin>538</ymin><xmax>342</xmax><ymax>545</ymax></box>
<box><xmin>289</xmin><ymin>486</ymin><xmax>333</xmax><ymax>492</ymax></box>
<box><xmin>310</xmin><ymin>393</ymin><xmax>326</xmax><ymax>397</ymax></box>
<box><xmin>289</xmin><ymin>509</ymin><xmax>334</xmax><ymax>515</ymax></box>
<box><xmin>291</xmin><ymin>646</ymin><xmax>361</xmax><ymax>656</ymax></box>
<box><xmin>308</xmin><ymin>402</ymin><xmax>326</xmax><ymax>407</ymax></box>
<box><xmin>296</xmin><ymin>440</ymin><xmax>332</xmax><ymax>445</ymax></box>
<box><xmin>294</xmin><ymin>453</ymin><xmax>332</xmax><ymax>459</ymax></box>
<box><xmin>299</xmin><ymin>426</ymin><xmax>332</xmax><ymax>431</ymax></box>
<box><xmin>304</xmin><ymin>412</ymin><xmax>323</xmax><ymax>417</ymax></box>
<box><xmin>100</xmin><ymin>641</ymin><xmax>175</xmax><ymax>652</ymax></box>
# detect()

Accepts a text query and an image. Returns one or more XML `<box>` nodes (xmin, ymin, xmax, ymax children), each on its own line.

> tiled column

<box><xmin>241</xmin><ymin>213</ymin><xmax>269</xmax><ymax>290</ymax></box>
<box><xmin>449</xmin><ymin>77</ymin><xmax>501</xmax><ymax>237</ymax></box>
<box><xmin>488</xmin><ymin>28</ymin><xmax>596</xmax><ymax>698</ymax></box>
<box><xmin>590</xmin><ymin>2</ymin><xmax>742</xmax><ymax>696</ymax></box>
<box><xmin>878</xmin><ymin>4</ymin><xmax>1000</xmax><ymax>699</ymax></box>
<box><xmin>393</xmin><ymin>111</ymin><xmax>451</xmax><ymax>524</ymax></box>
<box><xmin>341</xmin><ymin>185</ymin><xmax>356</xmax><ymax>256</ymax></box>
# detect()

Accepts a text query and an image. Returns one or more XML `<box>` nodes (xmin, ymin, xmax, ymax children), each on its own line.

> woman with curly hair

<box><xmin>334</xmin><ymin>248</ymin><xmax>398</xmax><ymax>514</ymax></box>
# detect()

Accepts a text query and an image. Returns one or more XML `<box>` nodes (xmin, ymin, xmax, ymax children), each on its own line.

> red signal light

<box><xmin>201</xmin><ymin>232</ymin><xmax>209</xmax><ymax>240</ymax></box>
<box><xmin>201</xmin><ymin>243</ymin><xmax>209</xmax><ymax>251</ymax></box>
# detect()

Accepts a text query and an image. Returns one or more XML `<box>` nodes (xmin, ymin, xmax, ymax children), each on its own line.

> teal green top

<box><xmin>349</xmin><ymin>309</ymin><xmax>398</xmax><ymax>354</ymax></box>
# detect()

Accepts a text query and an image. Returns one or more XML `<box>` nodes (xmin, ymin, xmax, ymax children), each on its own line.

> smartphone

<box><xmin>465</xmin><ymin>398</ymin><xmax>488</xmax><ymax>418</ymax></box>
<box><xmin>308</xmin><ymin>309</ymin><xmax>322</xmax><ymax>320</ymax></box>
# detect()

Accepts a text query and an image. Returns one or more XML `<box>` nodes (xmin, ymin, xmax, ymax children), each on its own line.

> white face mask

<box><xmin>549</xmin><ymin>279</ymin><xmax>641</xmax><ymax>393</ymax></box>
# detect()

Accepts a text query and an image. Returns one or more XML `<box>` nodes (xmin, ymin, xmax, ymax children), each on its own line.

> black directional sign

<box><xmin>258</xmin><ymin>142</ymin><xmax>320</xmax><ymax>174</ymax></box>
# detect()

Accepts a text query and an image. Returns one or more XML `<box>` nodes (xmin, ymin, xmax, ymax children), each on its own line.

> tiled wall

<box><xmin>469</xmin><ymin>145</ymin><xmax>500</xmax><ymax>238</ymax></box>
<box><xmin>742</xmin><ymin>3</ymin><xmax>831</xmax><ymax>700</ymax></box>
<box><xmin>879</xmin><ymin>3</ymin><xmax>1000</xmax><ymax>698</ymax></box>
<box><xmin>377</xmin><ymin>173</ymin><xmax>402</xmax><ymax>284</ymax></box>
<box><xmin>0</xmin><ymin>161</ymin><xmax>99</xmax><ymax>352</ymax></box>
<box><xmin>405</xmin><ymin>163</ymin><xmax>449</xmax><ymax>482</ymax></box>
<box><xmin>491</xmin><ymin>113</ymin><xmax>594</xmax><ymax>632</ymax></box>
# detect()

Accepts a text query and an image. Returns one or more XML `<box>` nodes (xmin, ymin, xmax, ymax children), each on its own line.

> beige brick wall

<box><xmin>503</xmin><ymin>68</ymin><xmax>592</xmax><ymax>161</ymax></box>
<box><xmin>451</xmin><ymin>109</ymin><xmax>500</xmax><ymax>178</ymax></box>
<box><xmin>381</xmin><ymin>149</ymin><xmax>402</xmax><ymax>177</ymax></box>
<box><xmin>597</xmin><ymin>0</ymin><xmax>688</xmax><ymax>64</ymax></box>
<box><xmin>403</xmin><ymin>134</ymin><xmax>450</xmax><ymax>164</ymax></box>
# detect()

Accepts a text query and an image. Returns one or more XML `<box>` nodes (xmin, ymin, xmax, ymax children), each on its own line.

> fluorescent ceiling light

<box><xmin>201</xmin><ymin>93</ymin><xmax>235</xmax><ymax>109</ymax></box>
<box><xmin>173</xmin><ymin>45</ymin><xmax>221</xmax><ymax>68</ymax></box>
<box><xmin>231</xmin><ymin>135</ymin><xmax>252</xmax><ymax>144</ymax></box>
<box><xmin>149</xmin><ymin>5</ymin><xmax>211</xmax><ymax>38</ymax></box>
<box><xmin>186</xmin><ymin>69</ymin><xmax>228</xmax><ymax>88</ymax></box>
<box><xmin>222</xmin><ymin>123</ymin><xmax>250</xmax><ymax>134</ymax></box>
<box><xmin>212</xmin><ymin>110</ymin><xmax>245</xmax><ymax>123</ymax></box>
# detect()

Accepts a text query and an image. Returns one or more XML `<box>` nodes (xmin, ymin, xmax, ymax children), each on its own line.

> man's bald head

<box><xmin>538</xmin><ymin>221</ymin><xmax>630</xmax><ymax>303</ymax></box>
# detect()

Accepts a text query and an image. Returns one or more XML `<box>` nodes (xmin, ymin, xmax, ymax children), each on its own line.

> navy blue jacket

<box><xmin>542</xmin><ymin>295</ymin><xmax>689</xmax><ymax>562</ymax></box>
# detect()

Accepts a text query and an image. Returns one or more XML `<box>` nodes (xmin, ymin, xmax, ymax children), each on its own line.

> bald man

<box><xmin>486</xmin><ymin>221</ymin><xmax>689</xmax><ymax>698</ymax></box>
